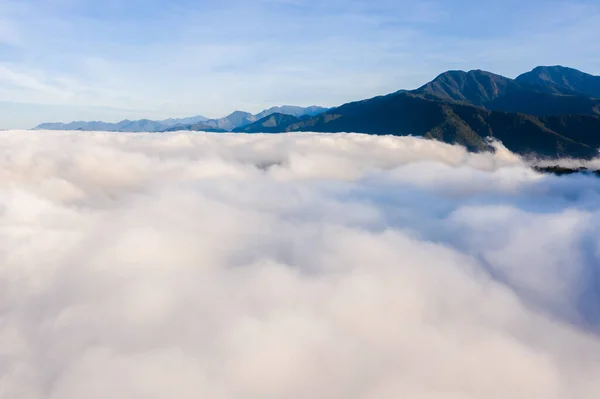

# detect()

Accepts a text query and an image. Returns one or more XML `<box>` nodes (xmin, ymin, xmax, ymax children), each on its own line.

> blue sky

<box><xmin>1</xmin><ymin>0</ymin><xmax>599</xmax><ymax>128</ymax></box>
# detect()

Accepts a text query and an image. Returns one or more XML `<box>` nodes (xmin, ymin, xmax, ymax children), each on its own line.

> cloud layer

<box><xmin>1</xmin><ymin>131</ymin><xmax>600</xmax><ymax>398</ymax></box>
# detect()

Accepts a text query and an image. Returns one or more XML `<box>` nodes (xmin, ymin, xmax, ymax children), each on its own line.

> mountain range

<box><xmin>34</xmin><ymin>65</ymin><xmax>600</xmax><ymax>158</ymax></box>
<box><xmin>236</xmin><ymin>66</ymin><xmax>600</xmax><ymax>159</ymax></box>
<box><xmin>35</xmin><ymin>115</ymin><xmax>209</xmax><ymax>132</ymax></box>
<box><xmin>34</xmin><ymin>106</ymin><xmax>328</xmax><ymax>133</ymax></box>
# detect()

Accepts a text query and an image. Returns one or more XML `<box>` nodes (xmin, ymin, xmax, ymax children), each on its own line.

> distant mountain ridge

<box><xmin>178</xmin><ymin>106</ymin><xmax>328</xmax><ymax>132</ymax></box>
<box><xmin>34</xmin><ymin>106</ymin><xmax>328</xmax><ymax>132</ymax></box>
<box><xmin>234</xmin><ymin>113</ymin><xmax>308</xmax><ymax>133</ymax></box>
<box><xmin>35</xmin><ymin>115</ymin><xmax>208</xmax><ymax>132</ymax></box>
<box><xmin>162</xmin><ymin>123</ymin><xmax>227</xmax><ymax>133</ymax></box>
<box><xmin>254</xmin><ymin>105</ymin><xmax>327</xmax><ymax>119</ymax></box>
<box><xmin>202</xmin><ymin>111</ymin><xmax>258</xmax><ymax>131</ymax></box>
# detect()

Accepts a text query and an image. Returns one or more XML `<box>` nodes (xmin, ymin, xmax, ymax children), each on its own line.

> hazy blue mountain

<box><xmin>516</xmin><ymin>66</ymin><xmax>600</xmax><ymax>98</ymax></box>
<box><xmin>201</xmin><ymin>111</ymin><xmax>258</xmax><ymax>131</ymax></box>
<box><xmin>35</xmin><ymin>120</ymin><xmax>133</xmax><ymax>131</ymax></box>
<box><xmin>160</xmin><ymin>115</ymin><xmax>208</xmax><ymax>127</ymax></box>
<box><xmin>174</xmin><ymin>107</ymin><xmax>328</xmax><ymax>132</ymax></box>
<box><xmin>34</xmin><ymin>119</ymin><xmax>187</xmax><ymax>132</ymax></box>
<box><xmin>254</xmin><ymin>105</ymin><xmax>328</xmax><ymax>119</ymax></box>
<box><xmin>233</xmin><ymin>113</ymin><xmax>303</xmax><ymax>133</ymax></box>
<box><xmin>116</xmin><ymin>119</ymin><xmax>168</xmax><ymax>132</ymax></box>
<box><xmin>34</xmin><ymin>105</ymin><xmax>328</xmax><ymax>132</ymax></box>
<box><xmin>162</xmin><ymin>122</ymin><xmax>227</xmax><ymax>133</ymax></box>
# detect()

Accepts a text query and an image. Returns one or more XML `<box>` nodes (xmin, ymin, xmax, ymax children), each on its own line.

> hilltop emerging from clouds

<box><xmin>237</xmin><ymin>65</ymin><xmax>600</xmax><ymax>159</ymax></box>
<box><xmin>36</xmin><ymin>65</ymin><xmax>600</xmax><ymax>159</ymax></box>
<box><xmin>35</xmin><ymin>106</ymin><xmax>328</xmax><ymax>133</ymax></box>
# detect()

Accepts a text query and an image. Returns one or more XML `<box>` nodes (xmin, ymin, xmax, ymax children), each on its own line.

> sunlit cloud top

<box><xmin>2</xmin><ymin>131</ymin><xmax>600</xmax><ymax>397</ymax></box>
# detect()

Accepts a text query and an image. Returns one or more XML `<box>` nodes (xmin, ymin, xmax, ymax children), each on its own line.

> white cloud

<box><xmin>0</xmin><ymin>131</ymin><xmax>600</xmax><ymax>398</ymax></box>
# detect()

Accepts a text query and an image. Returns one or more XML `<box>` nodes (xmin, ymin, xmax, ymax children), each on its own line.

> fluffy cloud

<box><xmin>1</xmin><ymin>131</ymin><xmax>599</xmax><ymax>398</ymax></box>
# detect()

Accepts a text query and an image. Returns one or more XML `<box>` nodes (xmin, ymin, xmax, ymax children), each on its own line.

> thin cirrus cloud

<box><xmin>0</xmin><ymin>0</ymin><xmax>599</xmax><ymax>128</ymax></box>
<box><xmin>0</xmin><ymin>131</ymin><xmax>600</xmax><ymax>398</ymax></box>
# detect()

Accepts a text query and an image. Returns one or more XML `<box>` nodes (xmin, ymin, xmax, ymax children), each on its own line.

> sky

<box><xmin>0</xmin><ymin>0</ymin><xmax>600</xmax><ymax>128</ymax></box>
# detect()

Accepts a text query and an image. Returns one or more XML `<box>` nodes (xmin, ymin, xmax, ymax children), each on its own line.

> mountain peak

<box><xmin>516</xmin><ymin>66</ymin><xmax>600</xmax><ymax>97</ymax></box>
<box><xmin>431</xmin><ymin>69</ymin><xmax>503</xmax><ymax>79</ymax></box>
<box><xmin>33</xmin><ymin>105</ymin><xmax>327</xmax><ymax>132</ymax></box>
<box><xmin>530</xmin><ymin>65</ymin><xmax>583</xmax><ymax>73</ymax></box>
<box><xmin>254</xmin><ymin>105</ymin><xmax>328</xmax><ymax>119</ymax></box>
<box><xmin>227</xmin><ymin>110</ymin><xmax>254</xmax><ymax>117</ymax></box>
<box><xmin>233</xmin><ymin>113</ymin><xmax>302</xmax><ymax>133</ymax></box>
<box><xmin>416</xmin><ymin>69</ymin><xmax>516</xmax><ymax>105</ymax></box>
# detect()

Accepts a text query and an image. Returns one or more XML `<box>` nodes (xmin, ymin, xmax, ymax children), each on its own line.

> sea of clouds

<box><xmin>1</xmin><ymin>130</ymin><xmax>600</xmax><ymax>398</ymax></box>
